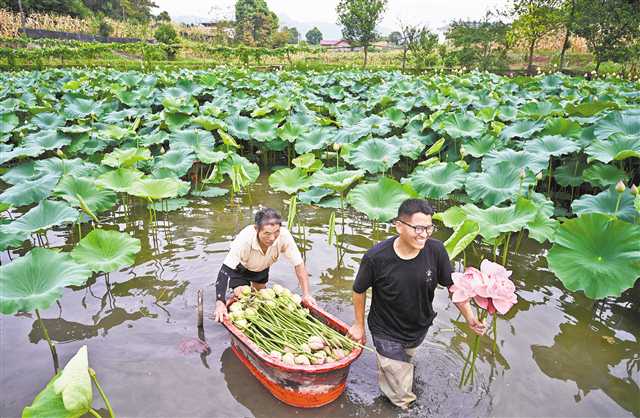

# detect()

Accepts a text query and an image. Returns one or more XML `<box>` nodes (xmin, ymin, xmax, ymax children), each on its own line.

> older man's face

<box><xmin>256</xmin><ymin>223</ymin><xmax>281</xmax><ymax>247</ymax></box>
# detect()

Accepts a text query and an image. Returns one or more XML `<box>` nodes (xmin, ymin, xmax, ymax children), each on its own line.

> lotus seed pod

<box><xmin>615</xmin><ymin>180</ymin><xmax>626</xmax><ymax>193</ymax></box>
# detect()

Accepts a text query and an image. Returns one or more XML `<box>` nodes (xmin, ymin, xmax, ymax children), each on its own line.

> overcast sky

<box><xmin>154</xmin><ymin>0</ymin><xmax>510</xmax><ymax>34</ymax></box>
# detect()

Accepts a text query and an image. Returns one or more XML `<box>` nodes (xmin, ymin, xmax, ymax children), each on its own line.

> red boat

<box><xmin>222</xmin><ymin>300</ymin><xmax>363</xmax><ymax>408</ymax></box>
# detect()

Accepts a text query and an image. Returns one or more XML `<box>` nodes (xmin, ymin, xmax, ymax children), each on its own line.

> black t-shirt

<box><xmin>353</xmin><ymin>236</ymin><xmax>454</xmax><ymax>346</ymax></box>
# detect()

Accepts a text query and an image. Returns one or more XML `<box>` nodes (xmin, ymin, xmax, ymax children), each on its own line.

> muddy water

<box><xmin>1</xmin><ymin>173</ymin><xmax>638</xmax><ymax>418</ymax></box>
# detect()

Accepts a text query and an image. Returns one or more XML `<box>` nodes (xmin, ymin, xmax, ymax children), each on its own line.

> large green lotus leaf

<box><xmin>0</xmin><ymin>247</ymin><xmax>91</xmax><ymax>314</ymax></box>
<box><xmin>406</xmin><ymin>163</ymin><xmax>466</xmax><ymax>199</ymax></box>
<box><xmin>64</xmin><ymin>96</ymin><xmax>97</xmax><ymax>119</ymax></box>
<box><xmin>71</xmin><ymin>229</ymin><xmax>140</xmax><ymax>273</ymax></box>
<box><xmin>298</xmin><ymin>187</ymin><xmax>333</xmax><ymax>205</ymax></box>
<box><xmin>34</xmin><ymin>158</ymin><xmax>94</xmax><ymax>180</ymax></box>
<box><xmin>554</xmin><ymin>160</ymin><xmax>585</xmax><ymax>187</ymax></box>
<box><xmin>0</xmin><ymin>112</ymin><xmax>19</xmax><ymax>133</ymax></box>
<box><xmin>149</xmin><ymin>198</ymin><xmax>190</xmax><ymax>212</ymax></box>
<box><xmin>433</xmin><ymin>206</ymin><xmax>467</xmax><ymax>229</ymax></box>
<box><xmin>350</xmin><ymin>138</ymin><xmax>401</xmax><ymax>174</ymax></box>
<box><xmin>585</xmin><ymin>136</ymin><xmax>640</xmax><ymax>163</ymax></box>
<box><xmin>192</xmin><ymin>115</ymin><xmax>226</xmax><ymax>132</ymax></box>
<box><xmin>23</xmin><ymin>345</ymin><xmax>92</xmax><ymax>417</ymax></box>
<box><xmin>465</xmin><ymin>163</ymin><xmax>535</xmax><ymax>207</ymax></box>
<box><xmin>547</xmin><ymin>213</ymin><xmax>640</xmax><ymax>299</ymax></box>
<box><xmin>347</xmin><ymin>177</ymin><xmax>417</xmax><ymax>222</ymax></box>
<box><xmin>54</xmin><ymin>175</ymin><xmax>117</xmax><ymax>214</ymax></box>
<box><xmin>170</xmin><ymin>129</ymin><xmax>224</xmax><ymax>163</ymax></box>
<box><xmin>438</xmin><ymin>112</ymin><xmax>485</xmax><ymax>139</ymax></box>
<box><xmin>249</xmin><ymin>118</ymin><xmax>278</xmax><ymax>142</ymax></box>
<box><xmin>464</xmin><ymin>135</ymin><xmax>500</xmax><ymax>158</ymax></box>
<box><xmin>383</xmin><ymin>107</ymin><xmax>407</xmax><ymax>127</ymax></box>
<box><xmin>294</xmin><ymin>128</ymin><xmax>332</xmax><ymax>154</ymax></box>
<box><xmin>23</xmin><ymin>130</ymin><xmax>71</xmax><ymax>152</ymax></box>
<box><xmin>140</xmin><ymin>130</ymin><xmax>169</xmax><ymax>147</ymax></box>
<box><xmin>462</xmin><ymin>199</ymin><xmax>537</xmax><ymax>241</ymax></box>
<box><xmin>225</xmin><ymin>114</ymin><xmax>252</xmax><ymax>140</ymax></box>
<box><xmin>520</xmin><ymin>193</ymin><xmax>558</xmax><ymax>243</ymax></box>
<box><xmin>542</xmin><ymin>118</ymin><xmax>582</xmax><ymax>139</ymax></box>
<box><xmin>5</xmin><ymin>200</ymin><xmax>79</xmax><ymax>234</ymax></box>
<box><xmin>482</xmin><ymin>148</ymin><xmax>549</xmax><ymax>173</ymax></box>
<box><xmin>268</xmin><ymin>168</ymin><xmax>312</xmax><ymax>195</ymax></box>
<box><xmin>519</xmin><ymin>101</ymin><xmax>561</xmax><ymax>119</ymax></box>
<box><xmin>96</xmin><ymin>168</ymin><xmax>145</xmax><ymax>192</ymax></box>
<box><xmin>291</xmin><ymin>153</ymin><xmax>320</xmax><ymax>171</ymax></box>
<box><xmin>583</xmin><ymin>163</ymin><xmax>629</xmax><ymax>189</ymax></box>
<box><xmin>524</xmin><ymin>135</ymin><xmax>580</xmax><ymax>158</ymax></box>
<box><xmin>0</xmin><ymin>175</ymin><xmax>58</xmax><ymax>207</ymax></box>
<box><xmin>127</xmin><ymin>177</ymin><xmax>190</xmax><ymax>200</ymax></box>
<box><xmin>593</xmin><ymin>112</ymin><xmax>640</xmax><ymax>140</ymax></box>
<box><xmin>218</xmin><ymin>153</ymin><xmax>260</xmax><ymax>184</ymax></box>
<box><xmin>388</xmin><ymin>136</ymin><xmax>425</xmax><ymax>160</ymax></box>
<box><xmin>571</xmin><ymin>188</ymin><xmax>637</xmax><ymax>223</ymax></box>
<box><xmin>154</xmin><ymin>149</ymin><xmax>195</xmax><ymax>177</ymax></box>
<box><xmin>277</xmin><ymin>121</ymin><xmax>307</xmax><ymax>143</ymax></box>
<box><xmin>444</xmin><ymin>219</ymin><xmax>479</xmax><ymax>260</ymax></box>
<box><xmin>1</xmin><ymin>161</ymin><xmax>36</xmax><ymax>185</ymax></box>
<box><xmin>565</xmin><ymin>101</ymin><xmax>618</xmax><ymax>117</ymax></box>
<box><xmin>497</xmin><ymin>105</ymin><xmax>517</xmax><ymax>122</ymax></box>
<box><xmin>162</xmin><ymin>111</ymin><xmax>191</xmax><ymax>131</ymax></box>
<box><xmin>500</xmin><ymin>120</ymin><xmax>544</xmax><ymax>140</ymax></box>
<box><xmin>102</xmin><ymin>148</ymin><xmax>151</xmax><ymax>168</ymax></box>
<box><xmin>0</xmin><ymin>143</ymin><xmax>44</xmax><ymax>165</ymax></box>
<box><xmin>311</xmin><ymin>169</ymin><xmax>364</xmax><ymax>193</ymax></box>
<box><xmin>0</xmin><ymin>220</ymin><xmax>29</xmax><ymax>252</ymax></box>
<box><xmin>191</xmin><ymin>187</ymin><xmax>229</xmax><ymax>198</ymax></box>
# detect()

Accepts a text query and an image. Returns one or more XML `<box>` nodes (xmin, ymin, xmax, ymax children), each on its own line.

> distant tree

<box><xmin>401</xmin><ymin>25</ymin><xmax>439</xmax><ymax>69</ymax></box>
<box><xmin>508</xmin><ymin>0</ymin><xmax>564</xmax><ymax>74</ymax></box>
<box><xmin>445</xmin><ymin>13</ymin><xmax>511</xmax><ymax>70</ymax></box>
<box><xmin>557</xmin><ymin>0</ymin><xmax>576</xmax><ymax>70</ymax></box>
<box><xmin>0</xmin><ymin>0</ymin><xmax>90</xmax><ymax>17</ymax></box>
<box><xmin>336</xmin><ymin>0</ymin><xmax>387</xmax><ymax>67</ymax></box>
<box><xmin>234</xmin><ymin>0</ymin><xmax>278</xmax><ymax>46</ymax></box>
<box><xmin>305</xmin><ymin>26</ymin><xmax>322</xmax><ymax>45</ymax></box>
<box><xmin>287</xmin><ymin>26</ymin><xmax>300</xmax><ymax>44</ymax></box>
<box><xmin>572</xmin><ymin>0</ymin><xmax>640</xmax><ymax>71</ymax></box>
<box><xmin>388</xmin><ymin>30</ymin><xmax>402</xmax><ymax>45</ymax></box>
<box><xmin>154</xmin><ymin>23</ymin><xmax>178</xmax><ymax>59</ymax></box>
<box><xmin>156</xmin><ymin>10</ymin><xmax>171</xmax><ymax>22</ymax></box>
<box><xmin>271</xmin><ymin>27</ymin><xmax>291</xmax><ymax>47</ymax></box>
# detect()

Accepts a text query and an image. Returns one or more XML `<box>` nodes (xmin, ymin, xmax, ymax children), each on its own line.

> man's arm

<box><xmin>347</xmin><ymin>291</ymin><xmax>367</xmax><ymax>343</ymax></box>
<box><xmin>294</xmin><ymin>263</ymin><xmax>316</xmax><ymax>306</ymax></box>
<box><xmin>453</xmin><ymin>298</ymin><xmax>486</xmax><ymax>336</ymax></box>
<box><xmin>214</xmin><ymin>265</ymin><xmax>232</xmax><ymax>322</ymax></box>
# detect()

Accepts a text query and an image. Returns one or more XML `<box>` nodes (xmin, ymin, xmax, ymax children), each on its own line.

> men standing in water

<box><xmin>348</xmin><ymin>199</ymin><xmax>486</xmax><ymax>409</ymax></box>
<box><xmin>213</xmin><ymin>208</ymin><xmax>315</xmax><ymax>322</ymax></box>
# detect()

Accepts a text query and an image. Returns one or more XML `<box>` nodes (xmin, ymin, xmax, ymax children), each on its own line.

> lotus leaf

<box><xmin>406</xmin><ymin>163</ymin><xmax>466</xmax><ymax>199</ymax></box>
<box><xmin>71</xmin><ymin>229</ymin><xmax>140</xmax><ymax>273</ymax></box>
<box><xmin>444</xmin><ymin>219</ymin><xmax>480</xmax><ymax>260</ymax></box>
<box><xmin>347</xmin><ymin>177</ymin><xmax>417</xmax><ymax>222</ymax></box>
<box><xmin>585</xmin><ymin>136</ymin><xmax>640</xmax><ymax>163</ymax></box>
<box><xmin>54</xmin><ymin>176</ymin><xmax>117</xmax><ymax>214</ymax></box>
<box><xmin>350</xmin><ymin>138</ymin><xmax>401</xmax><ymax>174</ymax></box>
<box><xmin>0</xmin><ymin>175</ymin><xmax>59</xmax><ymax>207</ymax></box>
<box><xmin>571</xmin><ymin>188</ymin><xmax>637</xmax><ymax>223</ymax></box>
<box><xmin>96</xmin><ymin>168</ymin><xmax>145</xmax><ymax>192</ymax></box>
<box><xmin>102</xmin><ymin>148</ymin><xmax>151</xmax><ymax>168</ymax></box>
<box><xmin>268</xmin><ymin>168</ymin><xmax>312</xmax><ymax>195</ymax></box>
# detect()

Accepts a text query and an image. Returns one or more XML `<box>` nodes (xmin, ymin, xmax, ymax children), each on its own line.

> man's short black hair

<box><xmin>254</xmin><ymin>208</ymin><xmax>282</xmax><ymax>229</ymax></box>
<box><xmin>396</xmin><ymin>198</ymin><xmax>434</xmax><ymax>220</ymax></box>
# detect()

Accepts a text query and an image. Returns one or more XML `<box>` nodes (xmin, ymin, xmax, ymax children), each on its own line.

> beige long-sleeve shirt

<box><xmin>222</xmin><ymin>225</ymin><xmax>303</xmax><ymax>272</ymax></box>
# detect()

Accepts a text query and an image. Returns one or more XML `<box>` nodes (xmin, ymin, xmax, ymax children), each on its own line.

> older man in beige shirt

<box><xmin>213</xmin><ymin>208</ymin><xmax>315</xmax><ymax>322</ymax></box>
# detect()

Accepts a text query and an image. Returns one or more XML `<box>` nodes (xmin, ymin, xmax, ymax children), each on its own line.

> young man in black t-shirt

<box><xmin>348</xmin><ymin>199</ymin><xmax>486</xmax><ymax>409</ymax></box>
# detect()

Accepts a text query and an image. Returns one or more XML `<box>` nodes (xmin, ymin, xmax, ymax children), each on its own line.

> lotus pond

<box><xmin>0</xmin><ymin>68</ymin><xmax>639</xmax><ymax>417</ymax></box>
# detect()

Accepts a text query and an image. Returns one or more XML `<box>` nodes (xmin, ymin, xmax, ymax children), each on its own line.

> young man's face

<box><xmin>395</xmin><ymin>212</ymin><xmax>433</xmax><ymax>251</ymax></box>
<box><xmin>256</xmin><ymin>223</ymin><xmax>281</xmax><ymax>247</ymax></box>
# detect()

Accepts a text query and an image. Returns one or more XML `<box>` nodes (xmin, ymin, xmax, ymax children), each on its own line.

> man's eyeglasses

<box><xmin>397</xmin><ymin>219</ymin><xmax>437</xmax><ymax>236</ymax></box>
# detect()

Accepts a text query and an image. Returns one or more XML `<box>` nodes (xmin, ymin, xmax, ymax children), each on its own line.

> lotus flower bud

<box><xmin>282</xmin><ymin>353</ymin><xmax>295</xmax><ymax>365</ymax></box>
<box><xmin>519</xmin><ymin>168</ymin><xmax>526</xmax><ymax>179</ymax></box>
<box><xmin>630</xmin><ymin>184</ymin><xmax>638</xmax><ymax>196</ymax></box>
<box><xmin>310</xmin><ymin>354</ymin><xmax>325</xmax><ymax>365</ymax></box>
<box><xmin>294</xmin><ymin>354</ymin><xmax>311</xmax><ymax>365</ymax></box>
<box><xmin>459</xmin><ymin>145</ymin><xmax>466</xmax><ymax>157</ymax></box>
<box><xmin>56</xmin><ymin>149</ymin><xmax>66</xmax><ymax>159</ymax></box>
<box><xmin>615</xmin><ymin>180</ymin><xmax>626</xmax><ymax>193</ymax></box>
<box><xmin>270</xmin><ymin>351</ymin><xmax>282</xmax><ymax>361</ymax></box>
<box><xmin>291</xmin><ymin>294</ymin><xmax>302</xmax><ymax>305</ymax></box>
<box><xmin>229</xmin><ymin>303</ymin><xmax>244</xmax><ymax>313</ymax></box>
<box><xmin>233</xmin><ymin>318</ymin><xmax>248</xmax><ymax>329</ymax></box>
<box><xmin>300</xmin><ymin>343</ymin><xmax>312</xmax><ymax>354</ymax></box>
<box><xmin>237</xmin><ymin>285</ymin><xmax>251</xmax><ymax>297</ymax></box>
<box><xmin>308</xmin><ymin>336</ymin><xmax>324</xmax><ymax>351</ymax></box>
<box><xmin>283</xmin><ymin>346</ymin><xmax>295</xmax><ymax>354</ymax></box>
<box><xmin>332</xmin><ymin>143</ymin><xmax>341</xmax><ymax>151</ymax></box>
<box><xmin>536</xmin><ymin>172</ymin><xmax>544</xmax><ymax>181</ymax></box>
<box><xmin>332</xmin><ymin>348</ymin><xmax>347</xmax><ymax>360</ymax></box>
<box><xmin>259</xmin><ymin>288</ymin><xmax>275</xmax><ymax>300</ymax></box>
<box><xmin>272</xmin><ymin>284</ymin><xmax>285</xmax><ymax>296</ymax></box>
<box><xmin>244</xmin><ymin>307</ymin><xmax>258</xmax><ymax>320</ymax></box>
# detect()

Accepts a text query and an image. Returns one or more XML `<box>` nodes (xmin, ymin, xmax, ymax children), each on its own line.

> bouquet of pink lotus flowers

<box><xmin>450</xmin><ymin>259</ymin><xmax>518</xmax><ymax>386</ymax></box>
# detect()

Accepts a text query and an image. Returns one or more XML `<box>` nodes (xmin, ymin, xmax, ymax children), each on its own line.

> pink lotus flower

<box><xmin>450</xmin><ymin>267</ymin><xmax>483</xmax><ymax>303</ymax></box>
